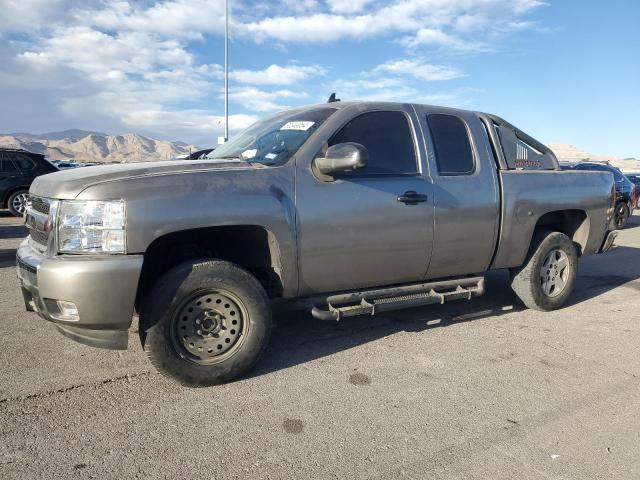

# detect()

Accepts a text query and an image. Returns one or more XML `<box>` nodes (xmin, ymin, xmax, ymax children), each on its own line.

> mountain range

<box><xmin>548</xmin><ymin>143</ymin><xmax>640</xmax><ymax>172</ymax></box>
<box><xmin>0</xmin><ymin>129</ymin><xmax>638</xmax><ymax>171</ymax></box>
<box><xmin>0</xmin><ymin>130</ymin><xmax>198</xmax><ymax>163</ymax></box>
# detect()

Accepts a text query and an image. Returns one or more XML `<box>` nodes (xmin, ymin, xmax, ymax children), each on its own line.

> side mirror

<box><xmin>314</xmin><ymin>142</ymin><xmax>368</xmax><ymax>176</ymax></box>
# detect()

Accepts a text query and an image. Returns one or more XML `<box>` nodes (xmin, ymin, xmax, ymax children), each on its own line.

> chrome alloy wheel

<box><xmin>540</xmin><ymin>249</ymin><xmax>570</xmax><ymax>298</ymax></box>
<box><xmin>12</xmin><ymin>192</ymin><xmax>29</xmax><ymax>215</ymax></box>
<box><xmin>170</xmin><ymin>289</ymin><xmax>248</xmax><ymax>365</ymax></box>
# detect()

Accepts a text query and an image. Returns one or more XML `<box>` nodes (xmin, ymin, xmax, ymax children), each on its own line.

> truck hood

<box><xmin>30</xmin><ymin>159</ymin><xmax>254</xmax><ymax>199</ymax></box>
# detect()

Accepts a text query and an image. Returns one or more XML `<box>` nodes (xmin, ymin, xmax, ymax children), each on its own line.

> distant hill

<box><xmin>548</xmin><ymin>143</ymin><xmax>640</xmax><ymax>172</ymax></box>
<box><xmin>0</xmin><ymin>130</ymin><xmax>198</xmax><ymax>163</ymax></box>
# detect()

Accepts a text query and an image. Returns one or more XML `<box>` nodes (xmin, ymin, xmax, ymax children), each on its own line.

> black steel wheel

<box><xmin>140</xmin><ymin>259</ymin><xmax>272</xmax><ymax>386</ymax></box>
<box><xmin>614</xmin><ymin>202</ymin><xmax>629</xmax><ymax>229</ymax></box>
<box><xmin>171</xmin><ymin>289</ymin><xmax>249</xmax><ymax>365</ymax></box>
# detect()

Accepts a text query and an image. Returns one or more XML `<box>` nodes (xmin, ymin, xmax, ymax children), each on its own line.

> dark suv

<box><xmin>1</xmin><ymin>148</ymin><xmax>58</xmax><ymax>216</ymax></box>
<box><xmin>571</xmin><ymin>162</ymin><xmax>636</xmax><ymax>228</ymax></box>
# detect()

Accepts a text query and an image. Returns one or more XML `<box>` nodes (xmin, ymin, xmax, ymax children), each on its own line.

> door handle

<box><xmin>397</xmin><ymin>191</ymin><xmax>428</xmax><ymax>204</ymax></box>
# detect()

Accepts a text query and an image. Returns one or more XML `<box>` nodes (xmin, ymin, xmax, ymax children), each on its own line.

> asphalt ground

<box><xmin>1</xmin><ymin>210</ymin><xmax>639</xmax><ymax>479</ymax></box>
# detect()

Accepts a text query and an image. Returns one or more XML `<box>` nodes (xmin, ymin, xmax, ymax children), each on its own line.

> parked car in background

<box><xmin>188</xmin><ymin>148</ymin><xmax>214</xmax><ymax>159</ymax></box>
<box><xmin>626</xmin><ymin>173</ymin><xmax>640</xmax><ymax>209</ymax></box>
<box><xmin>17</xmin><ymin>101</ymin><xmax>617</xmax><ymax>386</ymax></box>
<box><xmin>568</xmin><ymin>162</ymin><xmax>635</xmax><ymax>228</ymax></box>
<box><xmin>1</xmin><ymin>148</ymin><xmax>58</xmax><ymax>216</ymax></box>
<box><xmin>51</xmin><ymin>161</ymin><xmax>78</xmax><ymax>169</ymax></box>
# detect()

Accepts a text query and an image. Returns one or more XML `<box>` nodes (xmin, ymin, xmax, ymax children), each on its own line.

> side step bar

<box><xmin>311</xmin><ymin>276</ymin><xmax>485</xmax><ymax>321</ymax></box>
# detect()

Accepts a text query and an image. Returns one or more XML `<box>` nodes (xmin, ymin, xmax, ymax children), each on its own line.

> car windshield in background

<box><xmin>627</xmin><ymin>174</ymin><xmax>640</xmax><ymax>185</ymax></box>
<box><xmin>207</xmin><ymin>107</ymin><xmax>336</xmax><ymax>166</ymax></box>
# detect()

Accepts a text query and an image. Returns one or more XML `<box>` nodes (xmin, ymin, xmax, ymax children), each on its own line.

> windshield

<box><xmin>207</xmin><ymin>107</ymin><xmax>336</xmax><ymax>166</ymax></box>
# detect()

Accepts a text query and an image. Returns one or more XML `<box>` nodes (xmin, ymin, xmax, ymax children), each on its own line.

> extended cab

<box><xmin>16</xmin><ymin>101</ymin><xmax>617</xmax><ymax>386</ymax></box>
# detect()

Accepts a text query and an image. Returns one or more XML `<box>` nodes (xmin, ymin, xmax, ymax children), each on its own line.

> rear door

<box><xmin>413</xmin><ymin>107</ymin><xmax>500</xmax><ymax>279</ymax></box>
<box><xmin>295</xmin><ymin>106</ymin><xmax>434</xmax><ymax>295</ymax></box>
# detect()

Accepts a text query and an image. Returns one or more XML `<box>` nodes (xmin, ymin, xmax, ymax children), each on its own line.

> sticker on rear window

<box><xmin>280</xmin><ymin>121</ymin><xmax>315</xmax><ymax>131</ymax></box>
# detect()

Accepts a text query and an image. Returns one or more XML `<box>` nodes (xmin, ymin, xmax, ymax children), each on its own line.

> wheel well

<box><xmin>136</xmin><ymin>225</ymin><xmax>284</xmax><ymax>310</ymax></box>
<box><xmin>2</xmin><ymin>186</ymin><xmax>29</xmax><ymax>208</ymax></box>
<box><xmin>533</xmin><ymin>210</ymin><xmax>589</xmax><ymax>255</ymax></box>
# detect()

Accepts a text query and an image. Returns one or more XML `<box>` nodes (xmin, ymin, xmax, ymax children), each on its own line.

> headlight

<box><xmin>58</xmin><ymin>200</ymin><xmax>126</xmax><ymax>254</ymax></box>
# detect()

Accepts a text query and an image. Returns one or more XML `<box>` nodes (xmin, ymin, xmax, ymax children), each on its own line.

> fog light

<box><xmin>48</xmin><ymin>300</ymin><xmax>79</xmax><ymax>322</ymax></box>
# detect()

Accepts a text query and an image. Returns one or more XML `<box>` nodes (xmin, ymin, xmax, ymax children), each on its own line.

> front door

<box><xmin>295</xmin><ymin>106</ymin><xmax>434</xmax><ymax>295</ymax></box>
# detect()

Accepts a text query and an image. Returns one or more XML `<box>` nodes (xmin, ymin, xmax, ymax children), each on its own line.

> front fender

<box><xmin>76</xmin><ymin>164</ymin><xmax>299</xmax><ymax>296</ymax></box>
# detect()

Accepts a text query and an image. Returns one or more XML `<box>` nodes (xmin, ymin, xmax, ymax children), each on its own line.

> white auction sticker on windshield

<box><xmin>241</xmin><ymin>149</ymin><xmax>257</xmax><ymax>159</ymax></box>
<box><xmin>280</xmin><ymin>121</ymin><xmax>315</xmax><ymax>131</ymax></box>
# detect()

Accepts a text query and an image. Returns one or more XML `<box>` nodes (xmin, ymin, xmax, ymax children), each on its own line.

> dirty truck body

<box><xmin>17</xmin><ymin>101</ymin><xmax>616</xmax><ymax>385</ymax></box>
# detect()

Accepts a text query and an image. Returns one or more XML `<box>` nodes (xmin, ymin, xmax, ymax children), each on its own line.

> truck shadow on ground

<box><xmin>252</xmin><ymin>243</ymin><xmax>640</xmax><ymax>379</ymax></box>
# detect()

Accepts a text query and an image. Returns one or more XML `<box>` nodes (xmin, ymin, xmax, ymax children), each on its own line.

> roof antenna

<box><xmin>327</xmin><ymin>92</ymin><xmax>340</xmax><ymax>103</ymax></box>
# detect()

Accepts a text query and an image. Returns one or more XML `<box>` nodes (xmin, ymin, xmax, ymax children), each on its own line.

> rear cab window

<box><xmin>426</xmin><ymin>114</ymin><xmax>475</xmax><ymax>175</ymax></box>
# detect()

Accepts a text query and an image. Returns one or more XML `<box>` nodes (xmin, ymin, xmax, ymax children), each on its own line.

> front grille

<box><xmin>25</xmin><ymin>196</ymin><xmax>54</xmax><ymax>250</ymax></box>
<box><xmin>30</xmin><ymin>196</ymin><xmax>50</xmax><ymax>215</ymax></box>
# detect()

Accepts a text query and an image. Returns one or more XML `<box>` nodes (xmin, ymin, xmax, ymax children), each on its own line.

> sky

<box><xmin>0</xmin><ymin>0</ymin><xmax>638</xmax><ymax>157</ymax></box>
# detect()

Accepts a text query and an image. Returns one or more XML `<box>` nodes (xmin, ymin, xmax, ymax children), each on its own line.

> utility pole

<box><xmin>224</xmin><ymin>0</ymin><xmax>229</xmax><ymax>143</ymax></box>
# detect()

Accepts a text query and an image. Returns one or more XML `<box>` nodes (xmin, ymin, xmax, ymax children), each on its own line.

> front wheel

<box><xmin>510</xmin><ymin>230</ymin><xmax>577</xmax><ymax>311</ymax></box>
<box><xmin>8</xmin><ymin>190</ymin><xmax>29</xmax><ymax>217</ymax></box>
<box><xmin>140</xmin><ymin>259</ymin><xmax>272</xmax><ymax>386</ymax></box>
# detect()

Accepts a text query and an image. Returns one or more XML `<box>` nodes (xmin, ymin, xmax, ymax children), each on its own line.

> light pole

<box><xmin>224</xmin><ymin>0</ymin><xmax>229</xmax><ymax>143</ymax></box>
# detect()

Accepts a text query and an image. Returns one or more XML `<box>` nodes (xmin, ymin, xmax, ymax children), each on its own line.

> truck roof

<box><xmin>297</xmin><ymin>100</ymin><xmax>475</xmax><ymax>117</ymax></box>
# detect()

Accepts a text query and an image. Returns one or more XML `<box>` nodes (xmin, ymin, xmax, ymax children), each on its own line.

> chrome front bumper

<box><xmin>16</xmin><ymin>239</ymin><xmax>143</xmax><ymax>350</ymax></box>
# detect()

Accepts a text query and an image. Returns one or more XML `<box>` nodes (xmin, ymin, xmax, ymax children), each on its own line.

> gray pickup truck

<box><xmin>17</xmin><ymin>101</ymin><xmax>617</xmax><ymax>386</ymax></box>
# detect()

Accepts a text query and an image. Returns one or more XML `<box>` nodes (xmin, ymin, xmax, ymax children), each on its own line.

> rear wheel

<box><xmin>140</xmin><ymin>259</ymin><xmax>272</xmax><ymax>386</ymax></box>
<box><xmin>510</xmin><ymin>230</ymin><xmax>577</xmax><ymax>311</ymax></box>
<box><xmin>7</xmin><ymin>190</ymin><xmax>29</xmax><ymax>217</ymax></box>
<box><xmin>614</xmin><ymin>202</ymin><xmax>629</xmax><ymax>229</ymax></box>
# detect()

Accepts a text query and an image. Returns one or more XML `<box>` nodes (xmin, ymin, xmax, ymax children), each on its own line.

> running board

<box><xmin>311</xmin><ymin>276</ymin><xmax>485</xmax><ymax>321</ymax></box>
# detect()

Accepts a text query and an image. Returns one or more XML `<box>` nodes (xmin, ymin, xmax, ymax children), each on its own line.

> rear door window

<box><xmin>13</xmin><ymin>153</ymin><xmax>36</xmax><ymax>171</ymax></box>
<box><xmin>426</xmin><ymin>114</ymin><xmax>475</xmax><ymax>175</ymax></box>
<box><xmin>0</xmin><ymin>155</ymin><xmax>20</xmax><ymax>174</ymax></box>
<box><xmin>329</xmin><ymin>111</ymin><xmax>418</xmax><ymax>175</ymax></box>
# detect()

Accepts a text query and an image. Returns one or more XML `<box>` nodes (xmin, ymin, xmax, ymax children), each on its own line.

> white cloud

<box><xmin>228</xmin><ymin>87</ymin><xmax>308</xmax><ymax>112</ymax></box>
<box><xmin>374</xmin><ymin>59</ymin><xmax>464</xmax><ymax>81</ymax></box>
<box><xmin>0</xmin><ymin>0</ymin><xmax>96</xmax><ymax>33</ymax></box>
<box><xmin>0</xmin><ymin>0</ymin><xmax>546</xmax><ymax>143</ymax></box>
<box><xmin>78</xmin><ymin>0</ymin><xmax>226</xmax><ymax>39</ymax></box>
<box><xmin>400</xmin><ymin>27</ymin><xmax>488</xmax><ymax>51</ymax></box>
<box><xmin>231</xmin><ymin>64</ymin><xmax>323</xmax><ymax>86</ymax></box>
<box><xmin>326</xmin><ymin>0</ymin><xmax>377</xmax><ymax>14</ymax></box>
<box><xmin>241</xmin><ymin>0</ymin><xmax>545</xmax><ymax>45</ymax></box>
